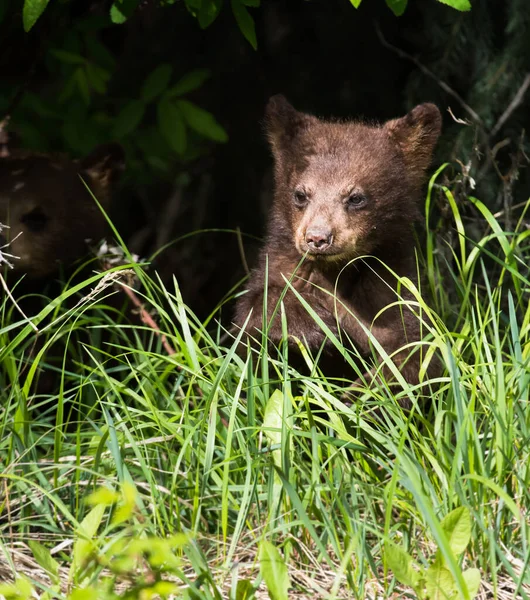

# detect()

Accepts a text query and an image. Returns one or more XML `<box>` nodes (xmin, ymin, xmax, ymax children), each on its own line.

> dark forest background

<box><xmin>1</xmin><ymin>0</ymin><xmax>529</xmax><ymax>319</ymax></box>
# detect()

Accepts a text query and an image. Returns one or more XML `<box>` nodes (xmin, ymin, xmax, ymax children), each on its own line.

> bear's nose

<box><xmin>305</xmin><ymin>227</ymin><xmax>333</xmax><ymax>251</ymax></box>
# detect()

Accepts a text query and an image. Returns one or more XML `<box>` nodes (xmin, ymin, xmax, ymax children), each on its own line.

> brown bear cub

<box><xmin>234</xmin><ymin>95</ymin><xmax>441</xmax><ymax>393</ymax></box>
<box><xmin>0</xmin><ymin>143</ymin><xmax>124</xmax><ymax>283</ymax></box>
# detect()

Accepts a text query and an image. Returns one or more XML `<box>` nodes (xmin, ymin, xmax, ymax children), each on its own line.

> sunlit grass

<box><xmin>1</xmin><ymin>182</ymin><xmax>530</xmax><ymax>599</ymax></box>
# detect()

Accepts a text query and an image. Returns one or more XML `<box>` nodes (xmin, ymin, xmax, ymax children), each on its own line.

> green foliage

<box><xmin>2</xmin><ymin>170</ymin><xmax>530</xmax><ymax>595</ymax></box>
<box><xmin>347</xmin><ymin>0</ymin><xmax>470</xmax><ymax>13</ymax></box>
<box><xmin>22</xmin><ymin>0</ymin><xmax>49</xmax><ymax>31</ymax></box>
<box><xmin>386</xmin><ymin>507</ymin><xmax>480</xmax><ymax>599</ymax></box>
<box><xmin>259</xmin><ymin>541</ymin><xmax>290</xmax><ymax>600</ymax></box>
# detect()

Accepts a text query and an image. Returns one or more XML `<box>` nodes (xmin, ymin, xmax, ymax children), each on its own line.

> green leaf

<box><xmin>28</xmin><ymin>541</ymin><xmax>60</xmax><ymax>585</ymax></box>
<box><xmin>385</xmin><ymin>0</ymin><xmax>408</xmax><ymax>16</ymax></box>
<box><xmin>462</xmin><ymin>568</ymin><xmax>481</xmax><ymax>599</ymax></box>
<box><xmin>349</xmin><ymin>0</ymin><xmax>363</xmax><ymax>7</ymax></box>
<box><xmin>158</xmin><ymin>97</ymin><xmax>187</xmax><ymax>154</ymax></box>
<box><xmin>440</xmin><ymin>507</ymin><xmax>472</xmax><ymax>557</ymax></box>
<box><xmin>113</xmin><ymin>100</ymin><xmax>146</xmax><ymax>138</ymax></box>
<box><xmin>22</xmin><ymin>0</ymin><xmax>50</xmax><ymax>31</ymax></box>
<box><xmin>263</xmin><ymin>389</ymin><xmax>283</xmax><ymax>468</ymax></box>
<box><xmin>425</xmin><ymin>563</ymin><xmax>458</xmax><ymax>600</ymax></box>
<box><xmin>198</xmin><ymin>0</ymin><xmax>222</xmax><ymax>28</ymax></box>
<box><xmin>235</xmin><ymin>580</ymin><xmax>255</xmax><ymax>600</ymax></box>
<box><xmin>85</xmin><ymin>63</ymin><xmax>109</xmax><ymax>94</ymax></box>
<box><xmin>80</xmin><ymin>502</ymin><xmax>106</xmax><ymax>539</ymax></box>
<box><xmin>88</xmin><ymin>486</ymin><xmax>120</xmax><ymax>506</ymax></box>
<box><xmin>436</xmin><ymin>0</ymin><xmax>471</xmax><ymax>11</ymax></box>
<box><xmin>50</xmin><ymin>49</ymin><xmax>87</xmax><ymax>65</ymax></box>
<box><xmin>385</xmin><ymin>542</ymin><xmax>420</xmax><ymax>589</ymax></box>
<box><xmin>231</xmin><ymin>0</ymin><xmax>257</xmax><ymax>49</ymax></box>
<box><xmin>167</xmin><ymin>69</ymin><xmax>211</xmax><ymax>97</ymax></box>
<box><xmin>75</xmin><ymin>68</ymin><xmax>91</xmax><ymax>104</ymax></box>
<box><xmin>110</xmin><ymin>0</ymin><xmax>139</xmax><ymax>24</ymax></box>
<box><xmin>142</xmin><ymin>64</ymin><xmax>173</xmax><ymax>102</ymax></box>
<box><xmin>70</xmin><ymin>503</ymin><xmax>106</xmax><ymax>581</ymax></box>
<box><xmin>259</xmin><ymin>541</ymin><xmax>290</xmax><ymax>600</ymax></box>
<box><xmin>112</xmin><ymin>481</ymin><xmax>138</xmax><ymax>525</ymax></box>
<box><xmin>69</xmin><ymin>589</ymin><xmax>98</xmax><ymax>600</ymax></box>
<box><xmin>0</xmin><ymin>577</ymin><xmax>34</xmax><ymax>600</ymax></box>
<box><xmin>177</xmin><ymin>99</ymin><xmax>228</xmax><ymax>142</ymax></box>
<box><xmin>241</xmin><ymin>0</ymin><xmax>260</xmax><ymax>6</ymax></box>
<box><xmin>110</xmin><ymin>4</ymin><xmax>127</xmax><ymax>23</ymax></box>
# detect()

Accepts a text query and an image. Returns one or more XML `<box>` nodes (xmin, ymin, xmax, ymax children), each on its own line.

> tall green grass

<box><xmin>0</xmin><ymin>182</ymin><xmax>529</xmax><ymax>599</ymax></box>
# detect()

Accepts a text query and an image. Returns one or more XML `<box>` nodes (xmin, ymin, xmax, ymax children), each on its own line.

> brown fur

<box><xmin>0</xmin><ymin>143</ymin><xmax>124</xmax><ymax>281</ymax></box>
<box><xmin>234</xmin><ymin>95</ymin><xmax>441</xmax><ymax>391</ymax></box>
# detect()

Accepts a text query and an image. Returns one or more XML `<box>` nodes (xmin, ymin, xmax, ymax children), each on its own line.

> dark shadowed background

<box><xmin>1</xmin><ymin>0</ymin><xmax>529</xmax><ymax>318</ymax></box>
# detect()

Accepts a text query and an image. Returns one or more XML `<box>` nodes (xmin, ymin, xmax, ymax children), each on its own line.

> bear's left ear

<box><xmin>79</xmin><ymin>143</ymin><xmax>125</xmax><ymax>199</ymax></box>
<box><xmin>385</xmin><ymin>103</ymin><xmax>441</xmax><ymax>183</ymax></box>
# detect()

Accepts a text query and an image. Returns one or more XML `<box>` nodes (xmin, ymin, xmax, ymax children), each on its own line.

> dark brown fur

<box><xmin>234</xmin><ymin>95</ymin><xmax>441</xmax><ymax>392</ymax></box>
<box><xmin>0</xmin><ymin>143</ymin><xmax>124</xmax><ymax>281</ymax></box>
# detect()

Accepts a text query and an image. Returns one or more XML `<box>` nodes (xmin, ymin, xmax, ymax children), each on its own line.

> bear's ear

<box><xmin>385</xmin><ymin>103</ymin><xmax>441</xmax><ymax>183</ymax></box>
<box><xmin>265</xmin><ymin>95</ymin><xmax>317</xmax><ymax>156</ymax></box>
<box><xmin>79</xmin><ymin>143</ymin><xmax>125</xmax><ymax>201</ymax></box>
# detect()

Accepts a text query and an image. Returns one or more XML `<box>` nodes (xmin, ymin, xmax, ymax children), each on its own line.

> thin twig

<box><xmin>490</xmin><ymin>73</ymin><xmax>530</xmax><ymax>138</ymax></box>
<box><xmin>118</xmin><ymin>283</ymin><xmax>176</xmax><ymax>356</ymax></box>
<box><xmin>236</xmin><ymin>226</ymin><xmax>250</xmax><ymax>276</ymax></box>
<box><xmin>375</xmin><ymin>23</ymin><xmax>484</xmax><ymax>127</ymax></box>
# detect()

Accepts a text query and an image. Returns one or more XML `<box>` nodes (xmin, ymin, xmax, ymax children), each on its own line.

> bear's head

<box><xmin>0</xmin><ymin>143</ymin><xmax>124</xmax><ymax>279</ymax></box>
<box><xmin>265</xmin><ymin>95</ymin><xmax>441</xmax><ymax>264</ymax></box>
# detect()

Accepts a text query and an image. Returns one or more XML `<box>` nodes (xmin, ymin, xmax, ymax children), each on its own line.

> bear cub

<box><xmin>234</xmin><ymin>95</ymin><xmax>442</xmax><ymax>392</ymax></box>
<box><xmin>0</xmin><ymin>143</ymin><xmax>124</xmax><ymax>284</ymax></box>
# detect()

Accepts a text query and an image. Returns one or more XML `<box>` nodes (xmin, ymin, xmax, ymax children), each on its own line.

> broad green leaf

<box><xmin>158</xmin><ymin>97</ymin><xmax>187</xmax><ymax>154</ymax></box>
<box><xmin>349</xmin><ymin>0</ymin><xmax>363</xmax><ymax>7</ymax></box>
<box><xmin>69</xmin><ymin>589</ymin><xmax>98</xmax><ymax>600</ymax></box>
<box><xmin>241</xmin><ymin>0</ymin><xmax>260</xmax><ymax>5</ymax></box>
<box><xmin>177</xmin><ymin>99</ymin><xmax>228</xmax><ymax>142</ymax></box>
<box><xmin>113</xmin><ymin>99</ymin><xmax>146</xmax><ymax>138</ymax></box>
<box><xmin>385</xmin><ymin>542</ymin><xmax>420</xmax><ymax>588</ymax></box>
<box><xmin>151</xmin><ymin>581</ymin><xmax>179</xmax><ymax>596</ymax></box>
<box><xmin>28</xmin><ymin>541</ymin><xmax>60</xmax><ymax>585</ymax></box>
<box><xmin>436</xmin><ymin>0</ymin><xmax>471</xmax><ymax>10</ymax></box>
<box><xmin>259</xmin><ymin>541</ymin><xmax>290</xmax><ymax>600</ymax></box>
<box><xmin>110</xmin><ymin>0</ymin><xmax>139</xmax><ymax>24</ymax></box>
<box><xmin>0</xmin><ymin>577</ymin><xmax>34</xmax><ymax>600</ymax></box>
<box><xmin>23</xmin><ymin>0</ymin><xmax>50</xmax><ymax>32</ymax></box>
<box><xmin>462</xmin><ymin>568</ymin><xmax>481</xmax><ymax>599</ymax></box>
<box><xmin>385</xmin><ymin>0</ymin><xmax>408</xmax><ymax>16</ymax></box>
<box><xmin>231</xmin><ymin>0</ymin><xmax>257</xmax><ymax>49</ymax></box>
<box><xmin>142</xmin><ymin>64</ymin><xmax>173</xmax><ymax>102</ymax></box>
<box><xmin>263</xmin><ymin>389</ymin><xmax>283</xmax><ymax>467</ymax></box>
<box><xmin>112</xmin><ymin>481</ymin><xmax>138</xmax><ymax>525</ymax></box>
<box><xmin>88</xmin><ymin>486</ymin><xmax>120</xmax><ymax>506</ymax></box>
<box><xmin>440</xmin><ymin>507</ymin><xmax>472</xmax><ymax>557</ymax></box>
<box><xmin>198</xmin><ymin>0</ymin><xmax>222</xmax><ymax>28</ymax></box>
<box><xmin>425</xmin><ymin>564</ymin><xmax>458</xmax><ymax>600</ymax></box>
<box><xmin>110</xmin><ymin>4</ymin><xmax>127</xmax><ymax>24</ymax></box>
<box><xmin>79</xmin><ymin>502</ymin><xmax>106</xmax><ymax>538</ymax></box>
<box><xmin>167</xmin><ymin>69</ymin><xmax>211</xmax><ymax>97</ymax></box>
<box><xmin>75</xmin><ymin>67</ymin><xmax>90</xmax><ymax>104</ymax></box>
<box><xmin>50</xmin><ymin>49</ymin><xmax>86</xmax><ymax>65</ymax></box>
<box><xmin>235</xmin><ymin>579</ymin><xmax>255</xmax><ymax>600</ymax></box>
<box><xmin>71</xmin><ymin>503</ymin><xmax>106</xmax><ymax>579</ymax></box>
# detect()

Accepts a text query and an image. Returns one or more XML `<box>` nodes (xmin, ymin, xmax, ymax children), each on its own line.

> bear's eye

<box><xmin>346</xmin><ymin>192</ymin><xmax>367</xmax><ymax>210</ymax></box>
<box><xmin>293</xmin><ymin>190</ymin><xmax>309</xmax><ymax>208</ymax></box>
<box><xmin>21</xmin><ymin>207</ymin><xmax>49</xmax><ymax>232</ymax></box>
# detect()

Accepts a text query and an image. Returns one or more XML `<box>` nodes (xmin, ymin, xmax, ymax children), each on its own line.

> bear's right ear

<box><xmin>385</xmin><ymin>103</ymin><xmax>442</xmax><ymax>184</ymax></box>
<box><xmin>79</xmin><ymin>142</ymin><xmax>125</xmax><ymax>198</ymax></box>
<box><xmin>265</xmin><ymin>95</ymin><xmax>317</xmax><ymax>156</ymax></box>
